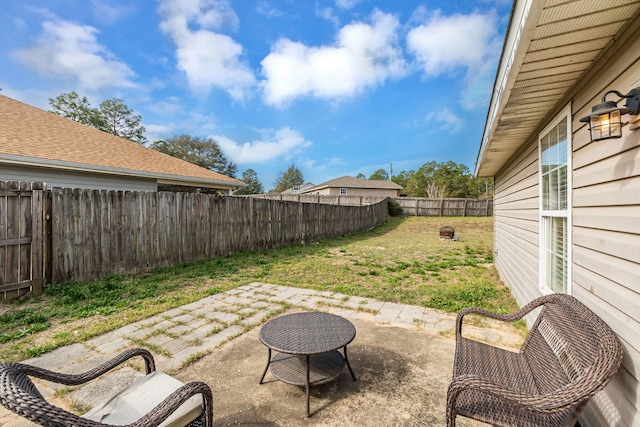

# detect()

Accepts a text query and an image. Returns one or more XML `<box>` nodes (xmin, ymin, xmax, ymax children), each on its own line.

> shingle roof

<box><xmin>0</xmin><ymin>95</ymin><xmax>243</xmax><ymax>188</ymax></box>
<box><xmin>281</xmin><ymin>182</ymin><xmax>315</xmax><ymax>194</ymax></box>
<box><xmin>306</xmin><ymin>176</ymin><xmax>402</xmax><ymax>191</ymax></box>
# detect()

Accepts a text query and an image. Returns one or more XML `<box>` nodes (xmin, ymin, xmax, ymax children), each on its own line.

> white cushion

<box><xmin>82</xmin><ymin>371</ymin><xmax>203</xmax><ymax>427</ymax></box>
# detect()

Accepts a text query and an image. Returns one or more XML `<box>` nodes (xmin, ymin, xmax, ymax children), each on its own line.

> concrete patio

<box><xmin>1</xmin><ymin>283</ymin><xmax>518</xmax><ymax>426</ymax></box>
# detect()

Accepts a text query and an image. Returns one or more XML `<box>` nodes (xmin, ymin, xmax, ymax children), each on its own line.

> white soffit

<box><xmin>476</xmin><ymin>0</ymin><xmax>640</xmax><ymax>177</ymax></box>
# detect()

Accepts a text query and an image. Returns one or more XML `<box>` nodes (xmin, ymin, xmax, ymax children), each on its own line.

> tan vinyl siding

<box><xmin>568</xmin><ymin>31</ymin><xmax>640</xmax><ymax>427</ymax></box>
<box><xmin>494</xmin><ymin>138</ymin><xmax>541</xmax><ymax>307</ymax></box>
<box><xmin>315</xmin><ymin>187</ymin><xmax>398</xmax><ymax>197</ymax></box>
<box><xmin>482</xmin><ymin>3</ymin><xmax>640</xmax><ymax>425</ymax></box>
<box><xmin>312</xmin><ymin>188</ymin><xmax>331</xmax><ymax>196</ymax></box>
<box><xmin>572</xmin><ymin>287</ymin><xmax>639</xmax><ymax>427</ymax></box>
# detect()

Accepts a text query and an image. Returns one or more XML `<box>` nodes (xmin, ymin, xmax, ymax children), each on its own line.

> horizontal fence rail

<box><xmin>393</xmin><ymin>197</ymin><xmax>493</xmax><ymax>217</ymax></box>
<box><xmin>244</xmin><ymin>194</ymin><xmax>387</xmax><ymax>206</ymax></box>
<box><xmin>50</xmin><ymin>189</ymin><xmax>389</xmax><ymax>284</ymax></box>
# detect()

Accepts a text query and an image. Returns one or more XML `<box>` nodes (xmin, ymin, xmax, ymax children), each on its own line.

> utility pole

<box><xmin>389</xmin><ymin>162</ymin><xmax>393</xmax><ymax>181</ymax></box>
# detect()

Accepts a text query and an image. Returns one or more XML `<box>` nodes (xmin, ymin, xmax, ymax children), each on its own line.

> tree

<box><xmin>49</xmin><ymin>92</ymin><xmax>147</xmax><ymax>144</ymax></box>
<box><xmin>405</xmin><ymin>170</ymin><xmax>427</xmax><ymax>197</ymax></box>
<box><xmin>437</xmin><ymin>161</ymin><xmax>471</xmax><ymax>198</ymax></box>
<box><xmin>355</xmin><ymin>173</ymin><xmax>366</xmax><ymax>179</ymax></box>
<box><xmin>426</xmin><ymin>179</ymin><xmax>447</xmax><ymax>198</ymax></box>
<box><xmin>48</xmin><ymin>91</ymin><xmax>103</xmax><ymax>128</ymax></box>
<box><xmin>98</xmin><ymin>98</ymin><xmax>147</xmax><ymax>144</ymax></box>
<box><xmin>369</xmin><ymin>168</ymin><xmax>389</xmax><ymax>181</ymax></box>
<box><xmin>391</xmin><ymin>170</ymin><xmax>411</xmax><ymax>190</ymax></box>
<box><xmin>273</xmin><ymin>164</ymin><xmax>304</xmax><ymax>193</ymax></box>
<box><xmin>404</xmin><ymin>161</ymin><xmax>475</xmax><ymax>198</ymax></box>
<box><xmin>236</xmin><ymin>168</ymin><xmax>264</xmax><ymax>195</ymax></box>
<box><xmin>468</xmin><ymin>177</ymin><xmax>494</xmax><ymax>199</ymax></box>
<box><xmin>150</xmin><ymin>135</ymin><xmax>237</xmax><ymax>177</ymax></box>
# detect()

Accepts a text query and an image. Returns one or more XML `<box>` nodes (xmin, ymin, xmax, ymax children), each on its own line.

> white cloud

<box><xmin>145</xmin><ymin>123</ymin><xmax>176</xmax><ymax>143</ymax></box>
<box><xmin>315</xmin><ymin>6</ymin><xmax>339</xmax><ymax>27</ymax></box>
<box><xmin>407</xmin><ymin>10</ymin><xmax>501</xmax><ymax>109</ymax></box>
<box><xmin>214</xmin><ymin>127</ymin><xmax>312</xmax><ymax>163</ymax></box>
<box><xmin>144</xmin><ymin>110</ymin><xmax>219</xmax><ymax>142</ymax></box>
<box><xmin>425</xmin><ymin>109</ymin><xmax>463</xmax><ymax>133</ymax></box>
<box><xmin>257</xmin><ymin>1</ymin><xmax>284</xmax><ymax>18</ymax></box>
<box><xmin>459</xmin><ymin>45</ymin><xmax>502</xmax><ymax>109</ymax></box>
<box><xmin>146</xmin><ymin>96</ymin><xmax>183</xmax><ymax>115</ymax></box>
<box><xmin>260</xmin><ymin>9</ymin><xmax>406</xmax><ymax>107</ymax></box>
<box><xmin>326</xmin><ymin>156</ymin><xmax>345</xmax><ymax>166</ymax></box>
<box><xmin>158</xmin><ymin>0</ymin><xmax>255</xmax><ymax>101</ymax></box>
<box><xmin>159</xmin><ymin>0</ymin><xmax>239</xmax><ymax>32</ymax></box>
<box><xmin>336</xmin><ymin>0</ymin><xmax>361</xmax><ymax>9</ymax></box>
<box><xmin>407</xmin><ymin>10</ymin><xmax>498</xmax><ymax>76</ymax></box>
<box><xmin>305</xmin><ymin>156</ymin><xmax>345</xmax><ymax>171</ymax></box>
<box><xmin>12</xmin><ymin>19</ymin><xmax>135</xmax><ymax>90</ymax></box>
<box><xmin>91</xmin><ymin>0</ymin><xmax>134</xmax><ymax>25</ymax></box>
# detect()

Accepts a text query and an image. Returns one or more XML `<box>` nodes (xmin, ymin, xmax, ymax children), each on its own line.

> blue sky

<box><xmin>1</xmin><ymin>0</ymin><xmax>511</xmax><ymax>190</ymax></box>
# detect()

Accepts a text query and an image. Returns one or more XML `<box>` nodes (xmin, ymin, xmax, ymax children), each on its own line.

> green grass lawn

<box><xmin>0</xmin><ymin>216</ymin><xmax>519</xmax><ymax>363</ymax></box>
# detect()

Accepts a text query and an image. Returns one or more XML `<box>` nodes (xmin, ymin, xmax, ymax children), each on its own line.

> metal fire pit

<box><xmin>439</xmin><ymin>226</ymin><xmax>455</xmax><ymax>240</ymax></box>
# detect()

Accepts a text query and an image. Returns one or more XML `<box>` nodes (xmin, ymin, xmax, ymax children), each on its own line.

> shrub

<box><xmin>388</xmin><ymin>198</ymin><xmax>403</xmax><ymax>216</ymax></box>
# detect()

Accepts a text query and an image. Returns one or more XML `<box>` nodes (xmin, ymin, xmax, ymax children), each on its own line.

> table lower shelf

<box><xmin>269</xmin><ymin>350</ymin><xmax>345</xmax><ymax>386</ymax></box>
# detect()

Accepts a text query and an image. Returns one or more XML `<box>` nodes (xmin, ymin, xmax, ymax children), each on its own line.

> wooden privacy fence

<box><xmin>394</xmin><ymin>197</ymin><xmax>493</xmax><ymax>217</ymax></box>
<box><xmin>0</xmin><ymin>181</ymin><xmax>46</xmax><ymax>299</ymax></box>
<box><xmin>49</xmin><ymin>189</ymin><xmax>389</xmax><ymax>284</ymax></box>
<box><xmin>246</xmin><ymin>194</ymin><xmax>387</xmax><ymax>206</ymax></box>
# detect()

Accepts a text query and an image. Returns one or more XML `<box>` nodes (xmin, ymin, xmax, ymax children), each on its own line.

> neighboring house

<box><xmin>0</xmin><ymin>95</ymin><xmax>245</xmax><ymax>193</ymax></box>
<box><xmin>476</xmin><ymin>2</ymin><xmax>640</xmax><ymax>426</ymax></box>
<box><xmin>281</xmin><ymin>182</ymin><xmax>315</xmax><ymax>194</ymax></box>
<box><xmin>301</xmin><ymin>176</ymin><xmax>402</xmax><ymax>197</ymax></box>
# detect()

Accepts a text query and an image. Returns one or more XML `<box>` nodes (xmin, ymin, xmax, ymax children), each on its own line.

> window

<box><xmin>539</xmin><ymin>105</ymin><xmax>571</xmax><ymax>294</ymax></box>
<box><xmin>340</xmin><ymin>188</ymin><xmax>347</xmax><ymax>195</ymax></box>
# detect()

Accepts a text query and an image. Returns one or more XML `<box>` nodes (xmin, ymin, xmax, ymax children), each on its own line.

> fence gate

<box><xmin>0</xmin><ymin>181</ymin><xmax>46</xmax><ymax>300</ymax></box>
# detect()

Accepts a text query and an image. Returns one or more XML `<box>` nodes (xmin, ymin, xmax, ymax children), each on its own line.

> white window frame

<box><xmin>538</xmin><ymin>103</ymin><xmax>572</xmax><ymax>295</ymax></box>
<box><xmin>340</xmin><ymin>188</ymin><xmax>347</xmax><ymax>195</ymax></box>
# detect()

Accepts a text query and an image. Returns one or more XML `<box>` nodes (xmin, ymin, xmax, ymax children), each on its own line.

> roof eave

<box><xmin>475</xmin><ymin>1</ymin><xmax>640</xmax><ymax>178</ymax></box>
<box><xmin>0</xmin><ymin>154</ymin><xmax>246</xmax><ymax>189</ymax></box>
<box><xmin>475</xmin><ymin>0</ymin><xmax>545</xmax><ymax>177</ymax></box>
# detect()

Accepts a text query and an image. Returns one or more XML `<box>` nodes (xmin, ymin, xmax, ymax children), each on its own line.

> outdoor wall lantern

<box><xmin>580</xmin><ymin>87</ymin><xmax>640</xmax><ymax>142</ymax></box>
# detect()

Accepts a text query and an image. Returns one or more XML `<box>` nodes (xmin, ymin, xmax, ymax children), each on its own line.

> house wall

<box><xmin>0</xmin><ymin>164</ymin><xmax>157</xmax><ymax>191</ymax></box>
<box><xmin>569</xmin><ymin>33</ymin><xmax>640</xmax><ymax>427</ymax></box>
<box><xmin>311</xmin><ymin>187</ymin><xmax>399</xmax><ymax>197</ymax></box>
<box><xmin>493</xmin><ymin>28</ymin><xmax>640</xmax><ymax>427</ymax></box>
<box><xmin>493</xmin><ymin>139</ymin><xmax>540</xmax><ymax>307</ymax></box>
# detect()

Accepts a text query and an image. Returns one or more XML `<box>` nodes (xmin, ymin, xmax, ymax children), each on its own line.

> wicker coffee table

<box><xmin>259</xmin><ymin>312</ymin><xmax>357</xmax><ymax>416</ymax></box>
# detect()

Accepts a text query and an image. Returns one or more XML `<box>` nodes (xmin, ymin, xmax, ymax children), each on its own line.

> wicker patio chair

<box><xmin>0</xmin><ymin>348</ymin><xmax>213</xmax><ymax>427</ymax></box>
<box><xmin>447</xmin><ymin>293</ymin><xmax>622</xmax><ymax>427</ymax></box>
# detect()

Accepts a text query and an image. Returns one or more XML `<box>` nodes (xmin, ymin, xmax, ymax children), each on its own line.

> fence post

<box><xmin>440</xmin><ymin>199</ymin><xmax>444</xmax><ymax>217</ymax></box>
<box><xmin>463</xmin><ymin>199</ymin><xmax>468</xmax><ymax>217</ymax></box>
<box><xmin>485</xmin><ymin>199</ymin><xmax>490</xmax><ymax>217</ymax></box>
<box><xmin>415</xmin><ymin>198</ymin><xmax>418</xmax><ymax>216</ymax></box>
<box><xmin>31</xmin><ymin>188</ymin><xmax>44</xmax><ymax>296</ymax></box>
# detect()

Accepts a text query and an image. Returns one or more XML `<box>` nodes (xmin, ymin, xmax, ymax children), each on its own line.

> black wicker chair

<box><xmin>447</xmin><ymin>293</ymin><xmax>622</xmax><ymax>427</ymax></box>
<box><xmin>0</xmin><ymin>348</ymin><xmax>213</xmax><ymax>427</ymax></box>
